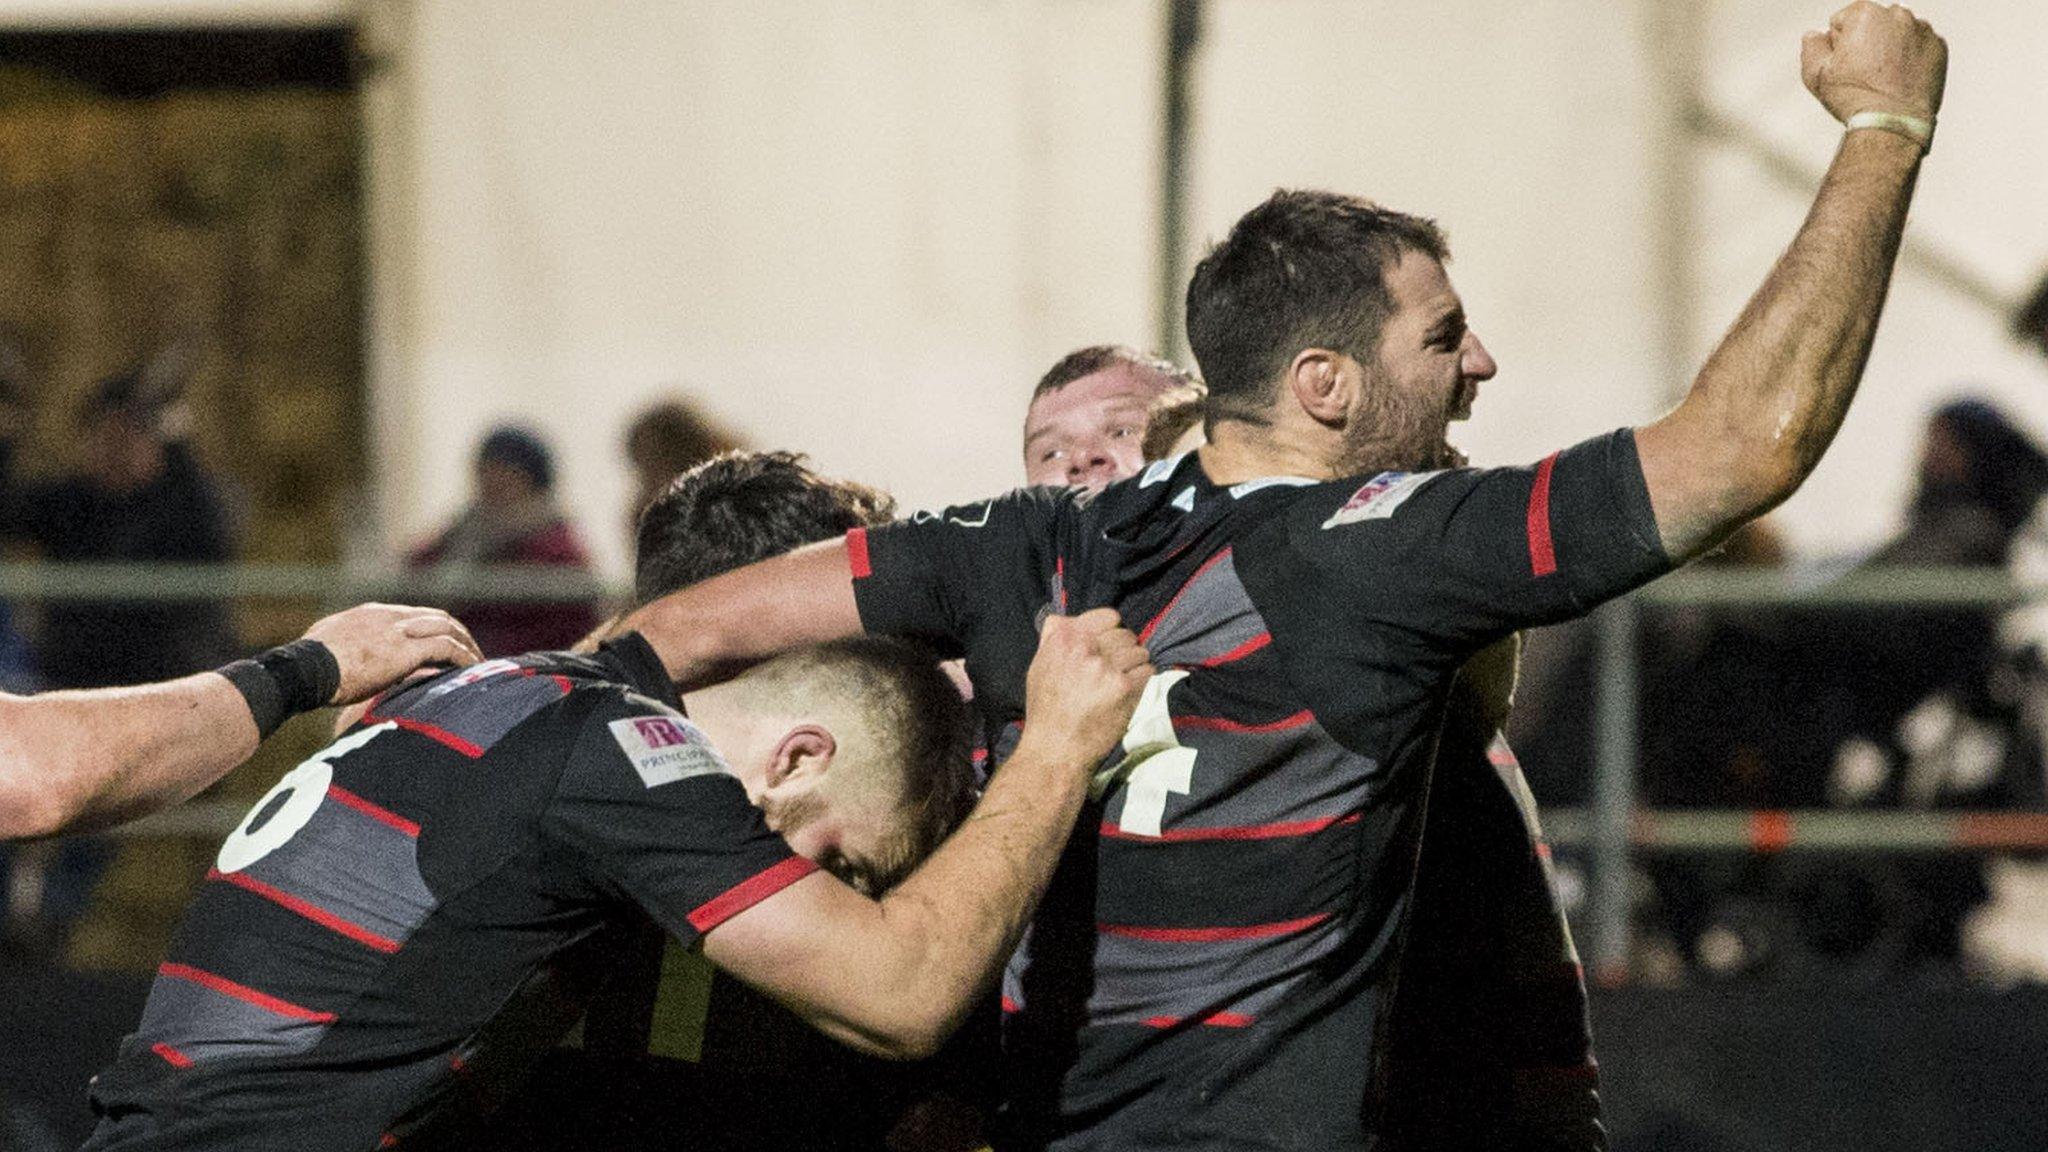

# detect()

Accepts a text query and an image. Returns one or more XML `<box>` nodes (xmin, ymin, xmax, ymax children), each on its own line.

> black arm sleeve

<box><xmin>1297</xmin><ymin>428</ymin><xmax>1674</xmax><ymax>651</ymax></box>
<box><xmin>849</xmin><ymin>486</ymin><xmax>1072</xmax><ymax>655</ymax></box>
<box><xmin>543</xmin><ymin>692</ymin><xmax>816</xmax><ymax>946</ymax></box>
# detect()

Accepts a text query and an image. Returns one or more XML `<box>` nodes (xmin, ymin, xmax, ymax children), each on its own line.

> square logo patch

<box><xmin>609</xmin><ymin>715</ymin><xmax>729</xmax><ymax>789</ymax></box>
<box><xmin>1321</xmin><ymin>471</ymin><xmax>1441</xmax><ymax>529</ymax></box>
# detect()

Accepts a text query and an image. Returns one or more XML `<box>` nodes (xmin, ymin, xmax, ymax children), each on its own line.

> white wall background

<box><xmin>9</xmin><ymin>0</ymin><xmax>2046</xmax><ymax>574</ymax></box>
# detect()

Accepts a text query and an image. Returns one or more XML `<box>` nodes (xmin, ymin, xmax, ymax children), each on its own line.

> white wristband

<box><xmin>1844</xmin><ymin>110</ymin><xmax>1934</xmax><ymax>154</ymax></box>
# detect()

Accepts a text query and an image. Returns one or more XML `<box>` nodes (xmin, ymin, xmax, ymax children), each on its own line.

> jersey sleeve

<box><xmin>543</xmin><ymin>691</ymin><xmax>817</xmax><ymax>945</ymax></box>
<box><xmin>848</xmin><ymin>486</ymin><xmax>1070</xmax><ymax>655</ymax></box>
<box><xmin>1298</xmin><ymin>428</ymin><xmax>1674</xmax><ymax>649</ymax></box>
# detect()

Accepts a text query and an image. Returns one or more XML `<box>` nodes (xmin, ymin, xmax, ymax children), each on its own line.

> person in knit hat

<box><xmin>408</xmin><ymin>424</ymin><xmax>601</xmax><ymax>656</ymax></box>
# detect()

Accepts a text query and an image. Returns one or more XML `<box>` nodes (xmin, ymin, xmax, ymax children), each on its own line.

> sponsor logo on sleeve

<box><xmin>1320</xmin><ymin>471</ymin><xmax>1442</xmax><ymax>529</ymax></box>
<box><xmin>608</xmin><ymin>715</ymin><xmax>730</xmax><ymax>790</ymax></box>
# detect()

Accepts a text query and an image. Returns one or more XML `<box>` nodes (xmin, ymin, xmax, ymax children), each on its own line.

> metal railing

<box><xmin>9</xmin><ymin>561</ymin><xmax>2043</xmax><ymax>981</ymax></box>
<box><xmin>1576</xmin><ymin>565</ymin><xmax>2048</xmax><ymax>981</ymax></box>
<box><xmin>0</xmin><ymin>562</ymin><xmax>624</xmax><ymax>605</ymax></box>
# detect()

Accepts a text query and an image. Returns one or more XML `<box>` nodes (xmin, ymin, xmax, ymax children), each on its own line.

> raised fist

<box><xmin>1801</xmin><ymin>2</ymin><xmax>1947</xmax><ymax>124</ymax></box>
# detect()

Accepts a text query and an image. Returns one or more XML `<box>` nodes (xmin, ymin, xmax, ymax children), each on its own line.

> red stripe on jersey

<box><xmin>151</xmin><ymin>1041</ymin><xmax>194</xmax><ymax>1068</ymax></box>
<box><xmin>1140</xmin><ymin>1010</ymin><xmax>1255</xmax><ymax>1029</ymax></box>
<box><xmin>1528</xmin><ymin>453</ymin><xmax>1559</xmax><ymax>577</ymax></box>
<box><xmin>1098</xmin><ymin>912</ymin><xmax>1330</xmax><ymax>943</ymax></box>
<box><xmin>845</xmin><ymin>528</ymin><xmax>873</xmax><ymax>579</ymax></box>
<box><xmin>1749</xmin><ymin>810</ymin><xmax>1793</xmax><ymax>853</ymax></box>
<box><xmin>158</xmin><ymin>962</ymin><xmax>338</xmax><ymax>1023</ymax></box>
<box><xmin>1194</xmin><ymin>631</ymin><xmax>1271</xmax><ymax>668</ymax></box>
<box><xmin>1055</xmin><ymin>556</ymin><xmax>1068</xmax><ymax>612</ymax></box>
<box><xmin>1535</xmin><ymin>841</ymin><xmax>1554</xmax><ymax>862</ymax></box>
<box><xmin>1174</xmin><ymin>710</ymin><xmax>1314</xmax><ymax>735</ymax></box>
<box><xmin>1001</xmin><ymin>996</ymin><xmax>1021</xmax><ymax>1014</ymax></box>
<box><xmin>326</xmin><ymin>785</ymin><xmax>422</xmax><ymax>838</ymax></box>
<box><xmin>208</xmin><ymin>868</ymin><xmax>402</xmax><ymax>954</ymax></box>
<box><xmin>381</xmin><ymin>714</ymin><xmax>486</xmax><ymax>758</ymax></box>
<box><xmin>1098</xmin><ymin>812</ymin><xmax>1360</xmax><ymax>843</ymax></box>
<box><xmin>1139</xmin><ymin>548</ymin><xmax>1233</xmax><ymax>644</ymax></box>
<box><xmin>550</xmin><ymin>674</ymin><xmax>575</xmax><ymax>694</ymax></box>
<box><xmin>687</xmin><ymin>856</ymin><xmax>821</xmax><ymax>933</ymax></box>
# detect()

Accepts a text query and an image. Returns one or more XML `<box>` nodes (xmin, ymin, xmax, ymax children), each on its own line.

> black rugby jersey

<box><xmin>850</xmin><ymin>429</ymin><xmax>1672</xmax><ymax>1151</ymax></box>
<box><xmin>84</xmin><ymin>634</ymin><xmax>814</xmax><ymax>1151</ymax></box>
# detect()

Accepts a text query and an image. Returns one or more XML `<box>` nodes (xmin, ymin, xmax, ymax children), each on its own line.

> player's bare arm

<box><xmin>623</xmin><ymin>536</ymin><xmax>862</xmax><ymax>687</ymax></box>
<box><xmin>701</xmin><ymin>608</ymin><xmax>1152</xmax><ymax>1060</ymax></box>
<box><xmin>1634</xmin><ymin>1</ymin><xmax>1946</xmax><ymax>561</ymax></box>
<box><xmin>0</xmin><ymin>603</ymin><xmax>480</xmax><ymax>840</ymax></box>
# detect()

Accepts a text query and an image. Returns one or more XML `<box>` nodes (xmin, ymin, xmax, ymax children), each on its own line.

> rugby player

<box><xmin>83</xmin><ymin>572</ymin><xmax>1150</xmax><ymax>1148</ymax></box>
<box><xmin>0</xmin><ymin>602</ymin><xmax>480</xmax><ymax>841</ymax></box>
<box><xmin>622</xmin><ymin>7</ymin><xmax>1946</xmax><ymax>1146</ymax></box>
<box><xmin>1023</xmin><ymin>348</ymin><xmax>1600</xmax><ymax>1149</ymax></box>
<box><xmin>483</xmin><ymin>451</ymin><xmax>956</xmax><ymax>1152</ymax></box>
<box><xmin>1022</xmin><ymin>346</ymin><xmax>1200</xmax><ymax>489</ymax></box>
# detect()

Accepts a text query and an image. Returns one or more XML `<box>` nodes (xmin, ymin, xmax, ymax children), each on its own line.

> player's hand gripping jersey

<box><xmin>83</xmin><ymin>635</ymin><xmax>815</xmax><ymax>1152</ymax></box>
<box><xmin>849</xmin><ymin>431</ymin><xmax>1671</xmax><ymax>1151</ymax></box>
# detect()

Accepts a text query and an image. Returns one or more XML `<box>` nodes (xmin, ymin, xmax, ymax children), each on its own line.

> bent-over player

<box><xmin>84</xmin><ymin>612</ymin><xmax>1149</xmax><ymax>1148</ymax></box>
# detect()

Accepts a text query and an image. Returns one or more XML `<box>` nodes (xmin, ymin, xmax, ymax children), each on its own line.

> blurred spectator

<box><xmin>408</xmin><ymin>425</ymin><xmax>600</xmax><ymax>657</ymax></box>
<box><xmin>0</xmin><ymin>369</ymin><xmax>235</xmax><ymax>688</ymax></box>
<box><xmin>622</xmin><ymin>398</ymin><xmax>743</xmax><ymax>535</ymax></box>
<box><xmin>1792</xmin><ymin>400</ymin><xmax>2048</xmax><ymax>975</ymax></box>
<box><xmin>1867</xmin><ymin>398</ymin><xmax>2048</xmax><ymax>570</ymax></box>
<box><xmin>0</xmin><ymin>366</ymin><xmax>235</xmax><ymax>951</ymax></box>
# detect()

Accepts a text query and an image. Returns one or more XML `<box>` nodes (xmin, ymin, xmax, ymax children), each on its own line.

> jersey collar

<box><xmin>598</xmin><ymin>632</ymin><xmax>682</xmax><ymax>709</ymax></box>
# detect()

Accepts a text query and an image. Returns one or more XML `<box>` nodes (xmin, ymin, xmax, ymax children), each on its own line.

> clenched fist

<box><xmin>1019</xmin><ymin>608</ymin><xmax>1154</xmax><ymax>774</ymax></box>
<box><xmin>1802</xmin><ymin>2</ymin><xmax>1947</xmax><ymax>124</ymax></box>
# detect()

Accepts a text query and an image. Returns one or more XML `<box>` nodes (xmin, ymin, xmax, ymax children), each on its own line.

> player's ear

<box><xmin>1285</xmin><ymin>347</ymin><xmax>1350</xmax><ymax>426</ymax></box>
<box><xmin>765</xmin><ymin>724</ymin><xmax>838</xmax><ymax>788</ymax></box>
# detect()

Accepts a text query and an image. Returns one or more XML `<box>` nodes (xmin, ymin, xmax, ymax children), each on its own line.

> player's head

<box><xmin>1023</xmin><ymin>345</ymin><xmax>1200</xmax><ymax>488</ymax></box>
<box><xmin>633</xmin><ymin>452</ymin><xmax>970</xmax><ymax>892</ymax></box>
<box><xmin>1185</xmin><ymin>189</ymin><xmax>1496</xmax><ymax>474</ymax></box>
<box><xmin>695</xmin><ymin>638</ymin><xmax>975</xmax><ymax>895</ymax></box>
<box><xmin>632</xmin><ymin>449</ymin><xmax>895</xmax><ymax>604</ymax></box>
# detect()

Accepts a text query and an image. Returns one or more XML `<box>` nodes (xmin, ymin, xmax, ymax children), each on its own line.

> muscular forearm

<box><xmin>0</xmin><ymin>674</ymin><xmax>259</xmax><ymax>840</ymax></box>
<box><xmin>705</xmin><ymin>736</ymin><xmax>1092</xmax><ymax>1060</ymax></box>
<box><xmin>1640</xmin><ymin>128</ymin><xmax>1922</xmax><ymax>559</ymax></box>
<box><xmin>864</xmin><ymin>738</ymin><xmax>1091</xmax><ymax>1048</ymax></box>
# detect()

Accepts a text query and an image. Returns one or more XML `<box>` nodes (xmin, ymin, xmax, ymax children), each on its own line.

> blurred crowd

<box><xmin>5</xmin><ymin>273</ymin><xmax>2048</xmax><ymax>990</ymax></box>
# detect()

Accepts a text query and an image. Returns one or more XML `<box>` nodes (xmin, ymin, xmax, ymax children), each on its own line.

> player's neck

<box><xmin>1197</xmin><ymin>419</ymin><xmax>1343</xmax><ymax>486</ymax></box>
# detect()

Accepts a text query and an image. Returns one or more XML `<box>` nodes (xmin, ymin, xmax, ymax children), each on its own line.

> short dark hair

<box><xmin>743</xmin><ymin>636</ymin><xmax>976</xmax><ymax>891</ymax></box>
<box><xmin>1030</xmin><ymin>344</ymin><xmax>1199</xmax><ymax>403</ymax></box>
<box><xmin>633</xmin><ymin>450</ymin><xmax>896</xmax><ymax>603</ymax></box>
<box><xmin>2013</xmin><ymin>270</ymin><xmax>2048</xmax><ymax>357</ymax></box>
<box><xmin>1185</xmin><ymin>189</ymin><xmax>1448</xmax><ymax>425</ymax></box>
